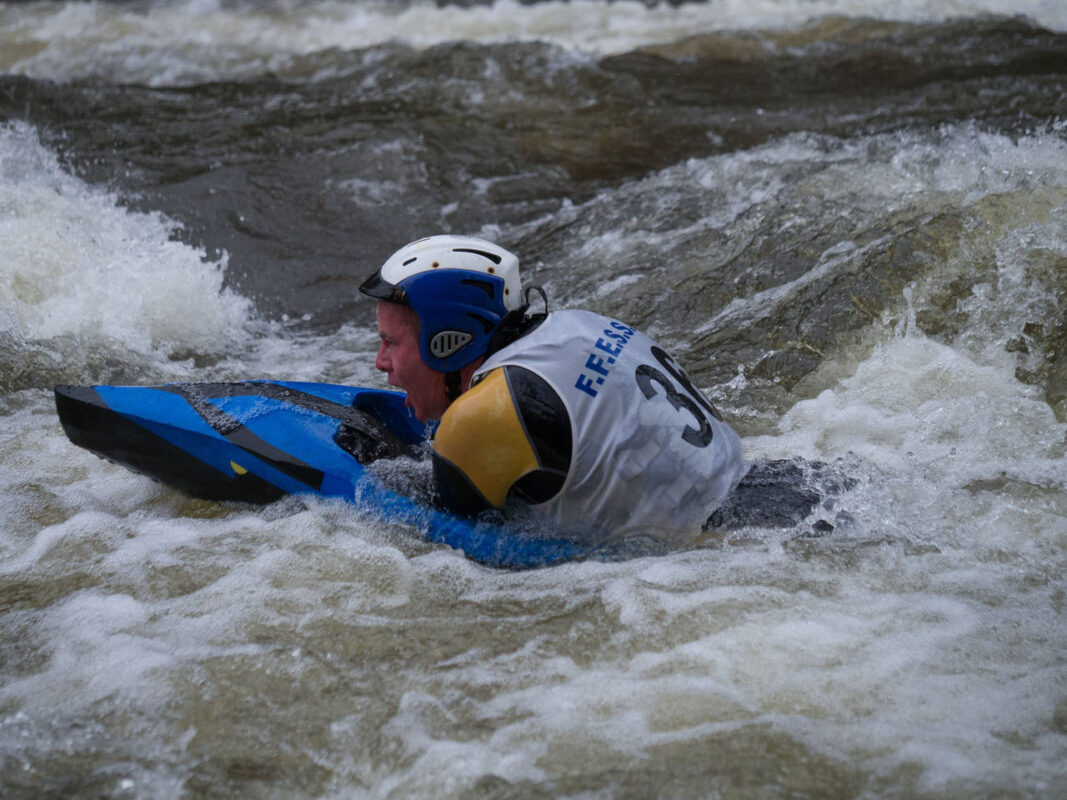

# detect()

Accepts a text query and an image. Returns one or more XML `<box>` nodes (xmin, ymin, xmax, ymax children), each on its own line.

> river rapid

<box><xmin>1</xmin><ymin>1</ymin><xmax>1066</xmax><ymax>797</ymax></box>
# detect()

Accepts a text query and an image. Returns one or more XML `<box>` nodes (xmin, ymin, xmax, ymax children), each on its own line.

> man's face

<box><xmin>374</xmin><ymin>301</ymin><xmax>449</xmax><ymax>422</ymax></box>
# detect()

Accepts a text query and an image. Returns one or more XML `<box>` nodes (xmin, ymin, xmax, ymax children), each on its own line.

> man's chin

<box><xmin>404</xmin><ymin>394</ymin><xmax>427</xmax><ymax>422</ymax></box>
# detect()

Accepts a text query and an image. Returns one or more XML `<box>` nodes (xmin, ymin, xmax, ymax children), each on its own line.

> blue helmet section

<box><xmin>391</xmin><ymin>268</ymin><xmax>511</xmax><ymax>373</ymax></box>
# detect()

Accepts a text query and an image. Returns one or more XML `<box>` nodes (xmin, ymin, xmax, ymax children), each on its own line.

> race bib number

<box><xmin>634</xmin><ymin>346</ymin><xmax>722</xmax><ymax>448</ymax></box>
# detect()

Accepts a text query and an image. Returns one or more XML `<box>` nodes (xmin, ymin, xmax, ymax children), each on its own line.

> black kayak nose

<box><xmin>55</xmin><ymin>384</ymin><xmax>105</xmax><ymax>405</ymax></box>
<box><xmin>54</xmin><ymin>385</ymin><xmax>110</xmax><ymax>447</ymax></box>
<box><xmin>53</xmin><ymin>384</ymin><xmax>286</xmax><ymax>503</ymax></box>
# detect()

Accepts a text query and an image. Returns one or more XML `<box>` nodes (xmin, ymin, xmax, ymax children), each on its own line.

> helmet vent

<box><xmin>461</xmin><ymin>278</ymin><xmax>497</xmax><ymax>300</ymax></box>
<box><xmin>429</xmin><ymin>330</ymin><xmax>473</xmax><ymax>358</ymax></box>
<box><xmin>467</xmin><ymin>312</ymin><xmax>496</xmax><ymax>334</ymax></box>
<box><xmin>453</xmin><ymin>247</ymin><xmax>502</xmax><ymax>264</ymax></box>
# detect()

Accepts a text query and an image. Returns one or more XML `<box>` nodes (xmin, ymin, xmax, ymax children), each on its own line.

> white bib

<box><xmin>475</xmin><ymin>310</ymin><xmax>746</xmax><ymax>545</ymax></box>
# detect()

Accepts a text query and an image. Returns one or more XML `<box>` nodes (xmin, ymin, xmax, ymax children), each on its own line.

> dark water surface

<box><xmin>1</xmin><ymin>1</ymin><xmax>1066</xmax><ymax>797</ymax></box>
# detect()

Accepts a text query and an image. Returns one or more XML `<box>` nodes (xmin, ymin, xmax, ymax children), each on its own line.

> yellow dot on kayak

<box><xmin>230</xmin><ymin>461</ymin><xmax>248</xmax><ymax>475</ymax></box>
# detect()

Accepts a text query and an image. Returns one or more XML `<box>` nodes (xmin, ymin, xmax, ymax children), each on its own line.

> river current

<box><xmin>1</xmin><ymin>1</ymin><xmax>1066</xmax><ymax>797</ymax></box>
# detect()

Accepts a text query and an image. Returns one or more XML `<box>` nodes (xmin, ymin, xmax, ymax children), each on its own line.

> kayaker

<box><xmin>360</xmin><ymin>234</ymin><xmax>749</xmax><ymax>546</ymax></box>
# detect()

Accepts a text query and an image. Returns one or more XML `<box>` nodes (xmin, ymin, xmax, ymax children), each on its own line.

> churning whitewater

<box><xmin>1</xmin><ymin>1</ymin><xmax>1065</xmax><ymax>797</ymax></box>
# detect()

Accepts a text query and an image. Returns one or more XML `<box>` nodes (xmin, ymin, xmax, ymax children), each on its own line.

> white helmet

<box><xmin>359</xmin><ymin>235</ymin><xmax>523</xmax><ymax>372</ymax></box>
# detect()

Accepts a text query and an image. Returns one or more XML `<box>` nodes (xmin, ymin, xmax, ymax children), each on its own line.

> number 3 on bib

<box><xmin>634</xmin><ymin>346</ymin><xmax>722</xmax><ymax>448</ymax></box>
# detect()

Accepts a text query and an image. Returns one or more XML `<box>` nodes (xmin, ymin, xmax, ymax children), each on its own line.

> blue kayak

<box><xmin>53</xmin><ymin>381</ymin><xmax>588</xmax><ymax>569</ymax></box>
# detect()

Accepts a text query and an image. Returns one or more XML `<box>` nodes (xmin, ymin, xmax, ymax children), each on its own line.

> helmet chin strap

<box><xmin>439</xmin><ymin>284</ymin><xmax>550</xmax><ymax>406</ymax></box>
<box><xmin>444</xmin><ymin>370</ymin><xmax>463</xmax><ymax>404</ymax></box>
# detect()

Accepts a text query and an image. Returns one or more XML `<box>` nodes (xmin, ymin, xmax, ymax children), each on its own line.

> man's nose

<box><xmin>374</xmin><ymin>342</ymin><xmax>389</xmax><ymax>372</ymax></box>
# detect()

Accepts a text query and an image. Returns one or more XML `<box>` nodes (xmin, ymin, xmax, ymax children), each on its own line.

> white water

<box><xmin>1</xmin><ymin>0</ymin><xmax>1066</xmax><ymax>85</ymax></box>
<box><xmin>2</xmin><ymin>109</ymin><xmax>1066</xmax><ymax>795</ymax></box>
<box><xmin>0</xmin><ymin>123</ymin><xmax>251</xmax><ymax>359</ymax></box>
<box><xmin>2</xmin><ymin>0</ymin><xmax>1067</xmax><ymax>790</ymax></box>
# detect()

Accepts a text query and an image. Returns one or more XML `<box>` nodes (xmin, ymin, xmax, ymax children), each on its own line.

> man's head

<box><xmin>360</xmin><ymin>235</ymin><xmax>522</xmax><ymax>421</ymax></box>
<box><xmin>372</xmin><ymin>300</ymin><xmax>452</xmax><ymax>421</ymax></box>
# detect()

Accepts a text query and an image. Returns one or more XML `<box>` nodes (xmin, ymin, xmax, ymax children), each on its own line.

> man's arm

<box><xmin>432</xmin><ymin>366</ymin><xmax>571</xmax><ymax>517</ymax></box>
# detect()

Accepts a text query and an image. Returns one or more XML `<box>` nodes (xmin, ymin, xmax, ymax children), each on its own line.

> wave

<box><xmin>0</xmin><ymin>121</ymin><xmax>254</xmax><ymax>388</ymax></box>
<box><xmin>2</xmin><ymin>0</ymin><xmax>1065</xmax><ymax>86</ymax></box>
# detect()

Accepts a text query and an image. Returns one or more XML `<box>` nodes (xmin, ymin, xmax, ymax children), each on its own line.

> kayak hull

<box><xmin>53</xmin><ymin>381</ymin><xmax>588</xmax><ymax>569</ymax></box>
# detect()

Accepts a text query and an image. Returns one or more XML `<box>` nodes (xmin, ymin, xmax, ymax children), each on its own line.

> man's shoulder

<box><xmin>441</xmin><ymin>367</ymin><xmax>508</xmax><ymax>431</ymax></box>
<box><xmin>433</xmin><ymin>366</ymin><xmax>546</xmax><ymax>510</ymax></box>
<box><xmin>445</xmin><ymin>364</ymin><xmax>571</xmax><ymax>455</ymax></box>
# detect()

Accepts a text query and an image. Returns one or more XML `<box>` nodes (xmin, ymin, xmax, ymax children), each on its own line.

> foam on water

<box><xmin>0</xmin><ymin>121</ymin><xmax>383</xmax><ymax>388</ymax></box>
<box><xmin>538</xmin><ymin>124</ymin><xmax>1067</xmax><ymax>426</ymax></box>
<box><xmin>0</xmin><ymin>121</ymin><xmax>252</xmax><ymax>364</ymax></box>
<box><xmin>664</xmin><ymin>332</ymin><xmax>1064</xmax><ymax>791</ymax></box>
<box><xmin>2</xmin><ymin>335</ymin><xmax>1065</xmax><ymax>797</ymax></box>
<box><xmin>1</xmin><ymin>0</ymin><xmax>1065</xmax><ymax>85</ymax></box>
<box><xmin>763</xmin><ymin>329</ymin><xmax>1064</xmax><ymax>474</ymax></box>
<box><xmin>1</xmin><ymin>80</ymin><xmax>1066</xmax><ymax>800</ymax></box>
